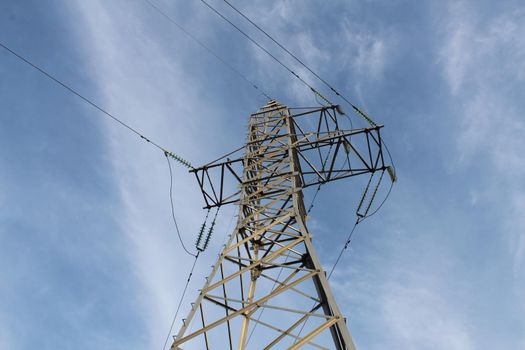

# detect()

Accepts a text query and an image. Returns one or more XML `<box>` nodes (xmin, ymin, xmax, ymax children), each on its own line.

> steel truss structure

<box><xmin>172</xmin><ymin>100</ymin><xmax>388</xmax><ymax>349</ymax></box>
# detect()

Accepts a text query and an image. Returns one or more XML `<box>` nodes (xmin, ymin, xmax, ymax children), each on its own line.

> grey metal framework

<box><xmin>172</xmin><ymin>100</ymin><xmax>388</xmax><ymax>349</ymax></box>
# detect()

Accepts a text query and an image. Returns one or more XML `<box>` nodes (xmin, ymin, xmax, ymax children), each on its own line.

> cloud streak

<box><xmin>439</xmin><ymin>1</ymin><xmax>525</xmax><ymax>281</ymax></box>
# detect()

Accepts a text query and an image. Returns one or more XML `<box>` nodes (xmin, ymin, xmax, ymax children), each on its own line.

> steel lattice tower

<box><xmin>172</xmin><ymin>100</ymin><xmax>389</xmax><ymax>349</ymax></box>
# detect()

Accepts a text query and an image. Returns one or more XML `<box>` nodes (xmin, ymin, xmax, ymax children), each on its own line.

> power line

<box><xmin>360</xmin><ymin>173</ymin><xmax>394</xmax><ymax>220</ymax></box>
<box><xmin>219</xmin><ymin>0</ymin><xmax>398</xmax><ymax>198</ymax></box>
<box><xmin>2</xmin><ymin>38</ymin><xmax>209</xmax><ymax>350</ymax></box>
<box><xmin>141</xmin><ymin>0</ymin><xmax>273</xmax><ymax>101</ymax></box>
<box><xmin>1</xmin><ymin>39</ymin><xmax>200</xmax><ymax>258</ymax></box>
<box><xmin>293</xmin><ymin>218</ymin><xmax>359</xmax><ymax>342</ymax></box>
<box><xmin>161</xmin><ymin>252</ymin><xmax>200</xmax><ymax>350</ymax></box>
<box><xmin>330</xmin><ymin>168</ymin><xmax>394</xmax><ymax>278</ymax></box>
<box><xmin>198</xmin><ymin>0</ymin><xmax>333</xmax><ymax>105</ymax></box>
<box><xmin>204</xmin><ymin>4</ymin><xmax>394</xmax><ymax>210</ymax></box>
<box><xmin>0</xmin><ymin>40</ymin><xmax>173</xmax><ymax>154</ymax></box>
<box><xmin>217</xmin><ymin>0</ymin><xmax>400</xmax><ymax>264</ymax></box>
<box><xmin>220</xmin><ymin>0</ymin><xmax>378</xmax><ymax>126</ymax></box>
<box><xmin>328</xmin><ymin>220</ymin><xmax>360</xmax><ymax>279</ymax></box>
<box><xmin>165</xmin><ymin>154</ymin><xmax>198</xmax><ymax>258</ymax></box>
<box><xmin>296</xmin><ymin>168</ymin><xmax>394</xmax><ymax>340</ymax></box>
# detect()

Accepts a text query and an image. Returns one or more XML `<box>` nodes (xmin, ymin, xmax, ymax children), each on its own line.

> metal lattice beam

<box><xmin>191</xmin><ymin>104</ymin><xmax>386</xmax><ymax>209</ymax></box>
<box><xmin>172</xmin><ymin>100</ymin><xmax>387</xmax><ymax>349</ymax></box>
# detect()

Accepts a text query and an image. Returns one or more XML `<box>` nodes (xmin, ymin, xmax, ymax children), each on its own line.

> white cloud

<box><xmin>341</xmin><ymin>19</ymin><xmax>390</xmax><ymax>80</ymax></box>
<box><xmin>247</xmin><ymin>1</ymin><xmax>393</xmax><ymax>82</ymax></box>
<box><xmin>457</xmin><ymin>91</ymin><xmax>525</xmax><ymax>171</ymax></box>
<box><xmin>439</xmin><ymin>0</ymin><xmax>525</xmax><ymax>306</ymax></box>
<box><xmin>441</xmin><ymin>9</ymin><xmax>525</xmax><ymax>207</ymax></box>
<box><xmin>440</xmin><ymin>4</ymin><xmax>525</xmax><ymax>94</ymax></box>
<box><xmin>233</xmin><ymin>1</ymin><xmax>393</xmax><ymax>108</ymax></box>
<box><xmin>439</xmin><ymin>1</ymin><xmax>472</xmax><ymax>95</ymax></box>
<box><xmin>330</xmin><ymin>219</ymin><xmax>475</xmax><ymax>350</ymax></box>
<box><xmin>64</xmin><ymin>1</ymin><xmax>239</xmax><ymax>347</ymax></box>
<box><xmin>381</xmin><ymin>280</ymin><xmax>472</xmax><ymax>350</ymax></box>
<box><xmin>243</xmin><ymin>1</ymin><xmax>331</xmax><ymax>105</ymax></box>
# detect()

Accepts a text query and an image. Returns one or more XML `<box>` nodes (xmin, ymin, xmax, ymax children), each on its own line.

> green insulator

<box><xmin>166</xmin><ymin>150</ymin><xmax>193</xmax><ymax>169</ymax></box>
<box><xmin>196</xmin><ymin>209</ymin><xmax>212</xmax><ymax>252</ymax></box>
<box><xmin>356</xmin><ymin>173</ymin><xmax>374</xmax><ymax>216</ymax></box>
<box><xmin>195</xmin><ymin>222</ymin><xmax>206</xmax><ymax>248</ymax></box>
<box><xmin>364</xmin><ymin>170</ymin><xmax>384</xmax><ymax>217</ymax></box>
<box><xmin>352</xmin><ymin>106</ymin><xmax>377</xmax><ymax>127</ymax></box>
<box><xmin>203</xmin><ymin>223</ymin><xmax>215</xmax><ymax>251</ymax></box>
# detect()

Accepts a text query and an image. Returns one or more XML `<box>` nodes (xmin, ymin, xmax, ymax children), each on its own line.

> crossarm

<box><xmin>190</xmin><ymin>125</ymin><xmax>387</xmax><ymax>209</ymax></box>
<box><xmin>294</xmin><ymin>125</ymin><xmax>386</xmax><ymax>187</ymax></box>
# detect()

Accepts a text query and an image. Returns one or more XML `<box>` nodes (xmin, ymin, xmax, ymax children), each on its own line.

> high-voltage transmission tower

<box><xmin>172</xmin><ymin>100</ymin><xmax>390</xmax><ymax>349</ymax></box>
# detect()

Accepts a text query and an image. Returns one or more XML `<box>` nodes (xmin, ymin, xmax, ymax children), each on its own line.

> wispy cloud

<box><xmin>381</xmin><ymin>281</ymin><xmax>473</xmax><ymax>350</ymax></box>
<box><xmin>439</xmin><ymin>2</ymin><xmax>525</xmax><ymax>283</ymax></box>
<box><xmin>439</xmin><ymin>1</ymin><xmax>473</xmax><ymax>95</ymax></box>
<box><xmin>330</xmin><ymin>213</ymin><xmax>476</xmax><ymax>350</ymax></box>
<box><xmin>432</xmin><ymin>9</ymin><xmax>525</xmax><ymax>345</ymax></box>
<box><xmin>64</xmin><ymin>0</ymin><xmax>241</xmax><ymax>346</ymax></box>
<box><xmin>440</xmin><ymin>4</ymin><xmax>525</xmax><ymax>95</ymax></box>
<box><xmin>341</xmin><ymin>20</ymin><xmax>390</xmax><ymax>80</ymax></box>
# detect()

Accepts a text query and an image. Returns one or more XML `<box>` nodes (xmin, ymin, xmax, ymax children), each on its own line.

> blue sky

<box><xmin>1</xmin><ymin>0</ymin><xmax>524</xmax><ymax>349</ymax></box>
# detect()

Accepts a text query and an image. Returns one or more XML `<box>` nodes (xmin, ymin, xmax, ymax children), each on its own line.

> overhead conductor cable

<box><xmin>0</xmin><ymin>41</ymin><xmax>191</xmax><ymax>167</ymax></box>
<box><xmin>198</xmin><ymin>0</ymin><xmax>333</xmax><ymax>106</ymax></box>
<box><xmin>0</xmin><ymin>39</ymin><xmax>206</xmax><ymax>350</ymax></box>
<box><xmin>221</xmin><ymin>0</ymin><xmax>378</xmax><ymax>126</ymax></box>
<box><xmin>142</xmin><ymin>0</ymin><xmax>273</xmax><ymax>101</ymax></box>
